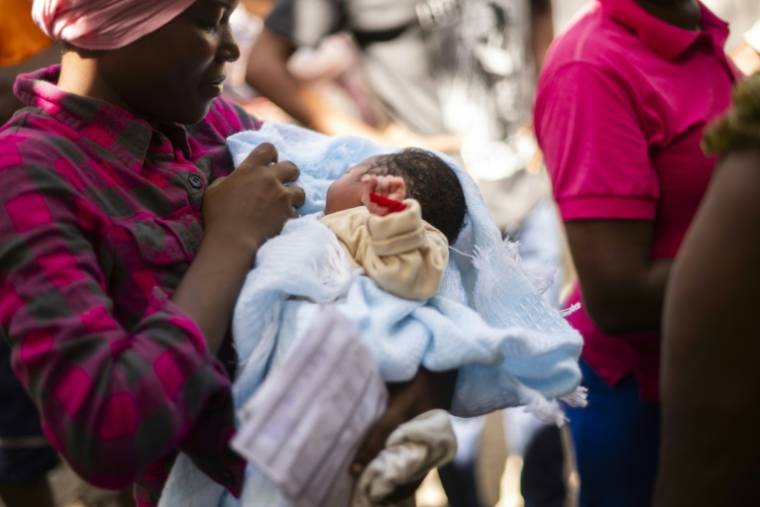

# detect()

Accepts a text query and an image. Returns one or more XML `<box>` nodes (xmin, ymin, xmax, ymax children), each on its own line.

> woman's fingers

<box><xmin>240</xmin><ymin>142</ymin><xmax>278</xmax><ymax>169</ymax></box>
<box><xmin>203</xmin><ymin>146</ymin><xmax>305</xmax><ymax>249</ymax></box>
<box><xmin>208</xmin><ymin>175</ymin><xmax>227</xmax><ymax>189</ymax></box>
<box><xmin>271</xmin><ymin>160</ymin><xmax>300</xmax><ymax>184</ymax></box>
<box><xmin>287</xmin><ymin>186</ymin><xmax>306</xmax><ymax>208</ymax></box>
<box><xmin>238</xmin><ymin>147</ymin><xmax>304</xmax><ymax>209</ymax></box>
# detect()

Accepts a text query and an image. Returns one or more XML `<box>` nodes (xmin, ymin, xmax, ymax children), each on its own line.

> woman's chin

<box><xmin>177</xmin><ymin>100</ymin><xmax>215</xmax><ymax>125</ymax></box>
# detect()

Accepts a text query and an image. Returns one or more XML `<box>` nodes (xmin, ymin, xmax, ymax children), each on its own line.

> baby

<box><xmin>320</xmin><ymin>148</ymin><xmax>467</xmax><ymax>299</ymax></box>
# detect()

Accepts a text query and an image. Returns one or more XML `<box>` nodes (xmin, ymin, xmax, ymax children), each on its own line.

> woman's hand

<box><xmin>174</xmin><ymin>143</ymin><xmax>304</xmax><ymax>353</ymax></box>
<box><xmin>350</xmin><ymin>368</ymin><xmax>457</xmax><ymax>501</ymax></box>
<box><xmin>203</xmin><ymin>142</ymin><xmax>305</xmax><ymax>252</ymax></box>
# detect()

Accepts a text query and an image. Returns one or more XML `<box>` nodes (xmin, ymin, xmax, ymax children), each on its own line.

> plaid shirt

<box><xmin>0</xmin><ymin>66</ymin><xmax>260</xmax><ymax>505</ymax></box>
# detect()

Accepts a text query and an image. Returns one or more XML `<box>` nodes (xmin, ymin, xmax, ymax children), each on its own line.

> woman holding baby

<box><xmin>0</xmin><ymin>1</ymin><xmax>457</xmax><ymax>505</ymax></box>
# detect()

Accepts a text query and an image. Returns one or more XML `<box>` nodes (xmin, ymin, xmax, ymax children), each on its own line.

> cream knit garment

<box><xmin>320</xmin><ymin>199</ymin><xmax>449</xmax><ymax>300</ymax></box>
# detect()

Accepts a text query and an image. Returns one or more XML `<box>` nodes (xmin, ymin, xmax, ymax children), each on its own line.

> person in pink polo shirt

<box><xmin>534</xmin><ymin>0</ymin><xmax>737</xmax><ymax>505</ymax></box>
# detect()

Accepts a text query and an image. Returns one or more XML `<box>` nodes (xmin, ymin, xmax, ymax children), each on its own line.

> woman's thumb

<box><xmin>208</xmin><ymin>175</ymin><xmax>227</xmax><ymax>189</ymax></box>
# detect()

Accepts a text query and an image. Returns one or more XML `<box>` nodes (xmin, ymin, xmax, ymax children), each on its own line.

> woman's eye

<box><xmin>197</xmin><ymin>12</ymin><xmax>224</xmax><ymax>32</ymax></box>
<box><xmin>198</xmin><ymin>19</ymin><xmax>220</xmax><ymax>31</ymax></box>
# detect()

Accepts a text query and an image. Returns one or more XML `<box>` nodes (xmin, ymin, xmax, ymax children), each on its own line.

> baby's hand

<box><xmin>361</xmin><ymin>175</ymin><xmax>407</xmax><ymax>216</ymax></box>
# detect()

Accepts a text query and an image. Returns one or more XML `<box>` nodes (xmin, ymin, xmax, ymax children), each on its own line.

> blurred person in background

<box><xmin>0</xmin><ymin>2</ymin><xmax>60</xmax><ymax>505</ymax></box>
<box><xmin>702</xmin><ymin>0</ymin><xmax>760</xmax><ymax>47</ymax></box>
<box><xmin>246</xmin><ymin>0</ymin><xmax>552</xmax><ymax>156</ymax></box>
<box><xmin>732</xmin><ymin>19</ymin><xmax>760</xmax><ymax>74</ymax></box>
<box><xmin>534</xmin><ymin>0</ymin><xmax>738</xmax><ymax>505</ymax></box>
<box><xmin>222</xmin><ymin>0</ymin><xmax>277</xmax><ymax>112</ymax></box>
<box><xmin>225</xmin><ymin>0</ymin><xmax>374</xmax><ymax>125</ymax></box>
<box><xmin>655</xmin><ymin>72</ymin><xmax>760</xmax><ymax>507</ymax></box>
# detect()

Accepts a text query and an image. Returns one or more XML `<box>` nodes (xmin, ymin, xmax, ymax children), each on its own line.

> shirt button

<box><xmin>188</xmin><ymin>173</ymin><xmax>204</xmax><ymax>190</ymax></box>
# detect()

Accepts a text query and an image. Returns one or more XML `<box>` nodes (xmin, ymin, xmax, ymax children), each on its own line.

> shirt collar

<box><xmin>600</xmin><ymin>0</ymin><xmax>729</xmax><ymax>60</ymax></box>
<box><xmin>13</xmin><ymin>65</ymin><xmax>192</xmax><ymax>171</ymax></box>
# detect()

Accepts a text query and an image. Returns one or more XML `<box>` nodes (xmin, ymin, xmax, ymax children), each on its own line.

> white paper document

<box><xmin>231</xmin><ymin>307</ymin><xmax>388</xmax><ymax>507</ymax></box>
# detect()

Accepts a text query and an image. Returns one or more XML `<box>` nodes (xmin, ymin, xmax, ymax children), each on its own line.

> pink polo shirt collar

<box><xmin>601</xmin><ymin>0</ymin><xmax>729</xmax><ymax>60</ymax></box>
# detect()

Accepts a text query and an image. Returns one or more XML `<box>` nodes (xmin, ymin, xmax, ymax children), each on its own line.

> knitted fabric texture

<box><xmin>159</xmin><ymin>122</ymin><xmax>584</xmax><ymax>507</ymax></box>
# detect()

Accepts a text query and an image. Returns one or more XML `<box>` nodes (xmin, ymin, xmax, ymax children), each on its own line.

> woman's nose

<box><xmin>218</xmin><ymin>28</ymin><xmax>240</xmax><ymax>63</ymax></box>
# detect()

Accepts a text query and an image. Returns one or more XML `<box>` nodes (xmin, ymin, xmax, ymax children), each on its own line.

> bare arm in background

<box><xmin>565</xmin><ymin>221</ymin><xmax>672</xmax><ymax>335</ymax></box>
<box><xmin>530</xmin><ymin>0</ymin><xmax>554</xmax><ymax>75</ymax></box>
<box><xmin>731</xmin><ymin>42</ymin><xmax>760</xmax><ymax>75</ymax></box>
<box><xmin>246</xmin><ymin>29</ymin><xmax>326</xmax><ymax>131</ymax></box>
<box><xmin>655</xmin><ymin>150</ymin><xmax>760</xmax><ymax>507</ymax></box>
<box><xmin>245</xmin><ymin>28</ymin><xmax>459</xmax><ymax>151</ymax></box>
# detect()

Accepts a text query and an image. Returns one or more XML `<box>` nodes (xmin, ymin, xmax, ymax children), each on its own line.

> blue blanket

<box><xmin>159</xmin><ymin>123</ymin><xmax>583</xmax><ymax>507</ymax></box>
<box><xmin>228</xmin><ymin>122</ymin><xmax>583</xmax><ymax>415</ymax></box>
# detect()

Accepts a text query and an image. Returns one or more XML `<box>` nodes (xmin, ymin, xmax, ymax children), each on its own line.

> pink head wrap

<box><xmin>32</xmin><ymin>0</ymin><xmax>197</xmax><ymax>50</ymax></box>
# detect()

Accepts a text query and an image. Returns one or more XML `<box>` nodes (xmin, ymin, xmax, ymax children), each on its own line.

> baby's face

<box><xmin>324</xmin><ymin>157</ymin><xmax>381</xmax><ymax>215</ymax></box>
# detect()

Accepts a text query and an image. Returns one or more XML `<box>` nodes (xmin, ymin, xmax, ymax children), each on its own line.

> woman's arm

<box><xmin>530</xmin><ymin>0</ymin><xmax>553</xmax><ymax>75</ymax></box>
<box><xmin>246</xmin><ymin>28</ymin><xmax>462</xmax><ymax>152</ymax></box>
<box><xmin>0</xmin><ymin>141</ymin><xmax>303</xmax><ymax>490</ymax></box>
<box><xmin>565</xmin><ymin>220</ymin><xmax>671</xmax><ymax>334</ymax></box>
<box><xmin>351</xmin><ymin>368</ymin><xmax>458</xmax><ymax>478</ymax></box>
<box><xmin>655</xmin><ymin>150</ymin><xmax>760</xmax><ymax>507</ymax></box>
<box><xmin>246</xmin><ymin>28</ymin><xmax>386</xmax><ymax>141</ymax></box>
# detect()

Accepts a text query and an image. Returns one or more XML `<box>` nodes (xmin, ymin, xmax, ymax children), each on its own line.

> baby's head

<box><xmin>325</xmin><ymin>148</ymin><xmax>467</xmax><ymax>243</ymax></box>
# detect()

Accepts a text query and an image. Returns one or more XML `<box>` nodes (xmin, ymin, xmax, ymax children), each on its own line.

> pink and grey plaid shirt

<box><xmin>0</xmin><ymin>66</ymin><xmax>261</xmax><ymax>505</ymax></box>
